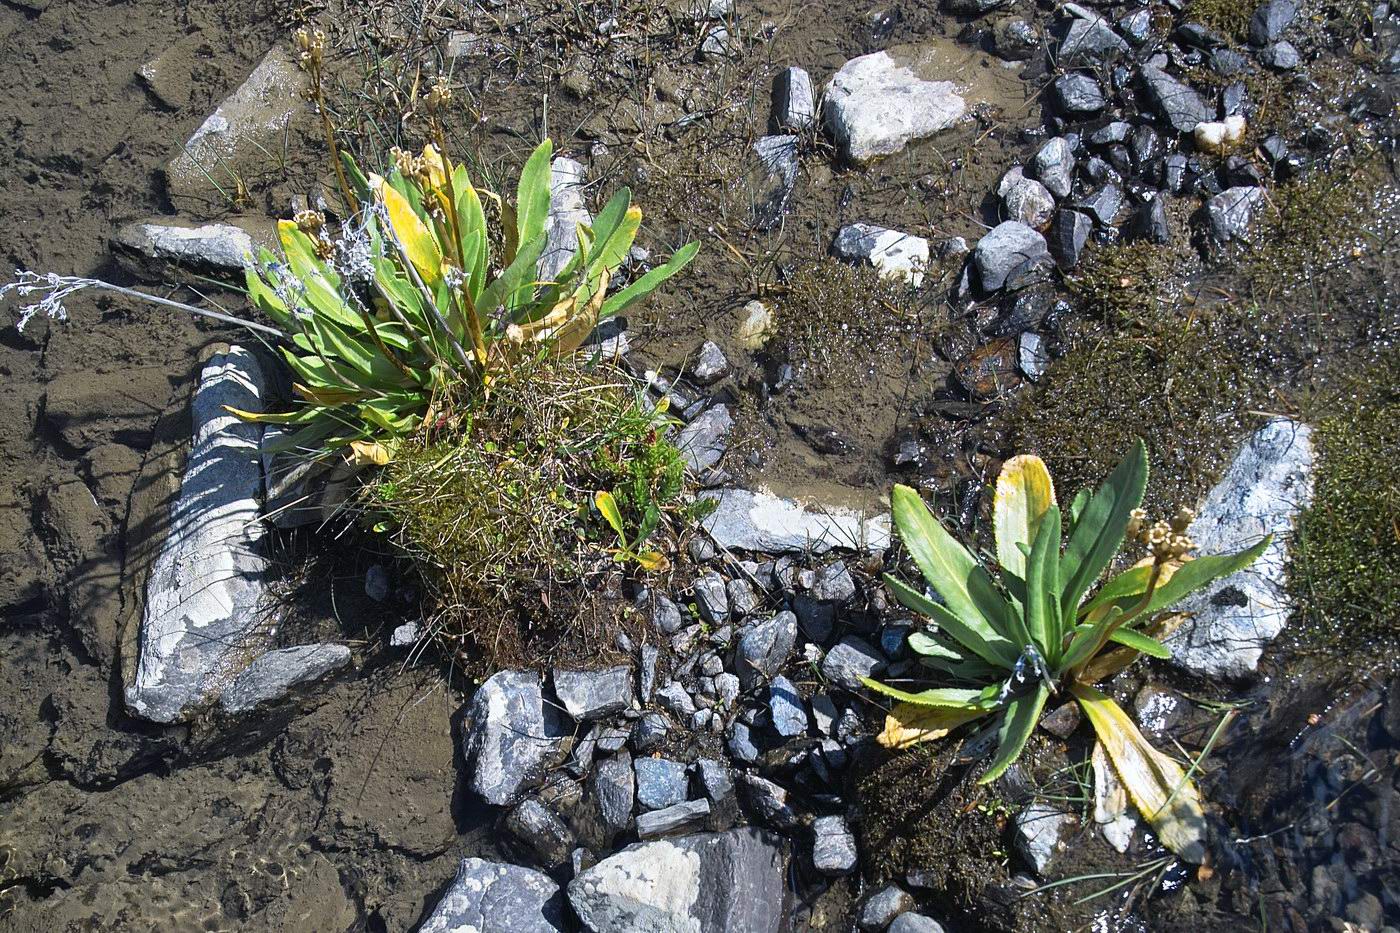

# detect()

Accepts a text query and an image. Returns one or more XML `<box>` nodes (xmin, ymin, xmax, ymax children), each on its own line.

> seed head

<box><xmin>294</xmin><ymin>209</ymin><xmax>326</xmax><ymax>235</ymax></box>
<box><xmin>1126</xmin><ymin>507</ymin><xmax>1148</xmax><ymax>541</ymax></box>
<box><xmin>293</xmin><ymin>28</ymin><xmax>325</xmax><ymax>71</ymax></box>
<box><xmin>424</xmin><ymin>78</ymin><xmax>453</xmax><ymax>114</ymax></box>
<box><xmin>1170</xmin><ymin>506</ymin><xmax>1196</xmax><ymax>535</ymax></box>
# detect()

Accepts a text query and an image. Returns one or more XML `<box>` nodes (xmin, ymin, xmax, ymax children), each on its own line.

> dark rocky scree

<box><xmin>1</xmin><ymin>0</ymin><xmax>1397</xmax><ymax>927</ymax></box>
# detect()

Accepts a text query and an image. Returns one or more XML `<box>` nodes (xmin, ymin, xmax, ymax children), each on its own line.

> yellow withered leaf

<box><xmin>371</xmin><ymin>174</ymin><xmax>443</xmax><ymax>288</ymax></box>
<box><xmin>877</xmin><ymin>702</ymin><xmax>991</xmax><ymax>750</ymax></box>
<box><xmin>994</xmin><ymin>454</ymin><xmax>1057</xmax><ymax>579</ymax></box>
<box><xmin>349</xmin><ymin>439</ymin><xmax>392</xmax><ymax>467</ymax></box>
<box><xmin>1072</xmin><ymin>682</ymin><xmax>1208</xmax><ymax>863</ymax></box>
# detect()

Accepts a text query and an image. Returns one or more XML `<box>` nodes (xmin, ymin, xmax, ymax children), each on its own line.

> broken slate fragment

<box><xmin>636</xmin><ymin>799</ymin><xmax>713</xmax><ymax>838</ymax></box>
<box><xmin>126</xmin><ymin>347</ymin><xmax>270</xmax><ymax>724</ymax></box>
<box><xmin>555</xmin><ymin>666</ymin><xmax>636</xmax><ymax>721</ymax></box>
<box><xmin>1015</xmin><ymin>803</ymin><xmax>1077</xmax><ymax>875</ymax></box>
<box><xmin>773</xmin><ymin>66</ymin><xmax>817</xmax><ymax>131</ymax></box>
<box><xmin>113</xmin><ymin>219</ymin><xmax>257</xmax><ymax>272</ymax></box>
<box><xmin>1207</xmin><ymin>186</ymin><xmax>1265</xmax><ymax>242</ymax></box>
<box><xmin>677</xmin><ymin>405</ymin><xmax>733</xmax><ymax>472</ymax></box>
<box><xmin>749</xmin><ymin>135</ymin><xmax>800</xmax><ymax>231</ymax></box>
<box><xmin>419</xmin><ymin>858</ymin><xmax>566</xmax><ymax>933</ymax></box>
<box><xmin>821</xmin><ymin>636</ymin><xmax>886</xmax><ymax>690</ymax></box>
<box><xmin>539</xmin><ymin>157</ymin><xmax>594</xmax><ymax>281</ymax></box>
<box><xmin>769</xmin><ymin>675</ymin><xmax>809</xmax><ymax>737</ymax></box>
<box><xmin>972</xmin><ymin>221</ymin><xmax>1052</xmax><ymax>292</ymax></box>
<box><xmin>1139</xmin><ymin>65</ymin><xmax>1214</xmax><ymax>132</ymax></box>
<box><xmin>811</xmin><ymin>815</ymin><xmax>859</xmax><ymax>875</ymax></box>
<box><xmin>1167</xmin><ymin>419</ymin><xmax>1314</xmax><ymax>678</ymax></box>
<box><xmin>218</xmin><ymin>643</ymin><xmax>351</xmax><ymax>715</ymax></box>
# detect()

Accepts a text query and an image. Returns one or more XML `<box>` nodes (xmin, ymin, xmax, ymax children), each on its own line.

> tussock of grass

<box><xmin>364</xmin><ymin>355</ymin><xmax>692</xmax><ymax>672</ymax></box>
<box><xmin>1290</xmin><ymin>348</ymin><xmax>1400</xmax><ymax>664</ymax></box>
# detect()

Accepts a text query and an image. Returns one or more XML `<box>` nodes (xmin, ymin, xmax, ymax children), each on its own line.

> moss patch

<box><xmin>1067</xmin><ymin>241</ymin><xmax>1195</xmax><ymax>330</ymax></box>
<box><xmin>1289</xmin><ymin>347</ymin><xmax>1400</xmax><ymax>665</ymax></box>
<box><xmin>1187</xmin><ymin>0</ymin><xmax>1254</xmax><ymax>40</ymax></box>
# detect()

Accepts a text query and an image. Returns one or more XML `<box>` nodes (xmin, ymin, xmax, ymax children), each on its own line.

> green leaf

<box><xmin>891</xmin><ymin>485</ymin><xmax>1021</xmax><ymax>653</ymax></box>
<box><xmin>1079</xmin><ymin>563</ymin><xmax>1156</xmax><ymax>618</ymax></box>
<box><xmin>859</xmin><ymin>678</ymin><xmax>1002</xmax><ymax>710</ymax></box>
<box><xmin>1107</xmin><ymin>627</ymin><xmax>1171</xmax><ymax>659</ymax></box>
<box><xmin>907</xmin><ymin>630</ymin><xmax>963</xmax><ymax>660</ymax></box>
<box><xmin>994</xmin><ymin>454</ymin><xmax>1057</xmax><ymax>581</ymax></box>
<box><xmin>980</xmin><ymin>682</ymin><xmax>1050</xmax><ymax>785</ymax></box>
<box><xmin>479</xmin><ymin>233</ymin><xmax>546</xmax><ymax>316</ymax></box>
<box><xmin>1024</xmin><ymin>504</ymin><xmax>1063</xmax><ymax>661</ymax></box>
<box><xmin>1134</xmin><ymin>536</ymin><xmax>1272</xmax><ymax>618</ymax></box>
<box><xmin>599</xmin><ymin>240</ymin><xmax>699</xmax><ymax>319</ymax></box>
<box><xmin>1059</xmin><ymin>440</ymin><xmax>1149</xmax><ymax>619</ymax></box>
<box><xmin>515</xmin><ymin>140</ymin><xmax>554</xmax><ymax>254</ymax></box>
<box><xmin>883</xmin><ymin>574</ymin><xmax>1018</xmax><ymax>670</ymax></box>
<box><xmin>1061</xmin><ymin>606</ymin><xmax>1125</xmax><ymax>672</ymax></box>
<box><xmin>1068</xmin><ymin>487</ymin><xmax>1091</xmax><ymax>530</ymax></box>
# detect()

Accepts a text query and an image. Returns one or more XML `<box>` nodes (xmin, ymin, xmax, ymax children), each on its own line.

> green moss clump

<box><xmin>1009</xmin><ymin>299</ymin><xmax>1271</xmax><ymax>519</ymax></box>
<box><xmin>1289</xmin><ymin>348</ymin><xmax>1400</xmax><ymax>664</ymax></box>
<box><xmin>1067</xmin><ymin>242</ymin><xmax>1192</xmax><ymax>330</ymax></box>
<box><xmin>1187</xmin><ymin>0</ymin><xmax>1254</xmax><ymax>40</ymax></box>
<box><xmin>365</xmin><ymin>356</ymin><xmax>693</xmax><ymax>671</ymax></box>
<box><xmin>1248</xmin><ymin>157</ymin><xmax>1378</xmax><ymax>285</ymax></box>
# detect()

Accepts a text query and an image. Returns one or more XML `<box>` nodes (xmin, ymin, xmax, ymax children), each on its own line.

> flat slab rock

<box><xmin>568</xmin><ymin>827</ymin><xmax>788</xmax><ymax>932</ymax></box>
<box><xmin>165</xmin><ymin>45</ymin><xmax>310</xmax><ymax>213</ymax></box>
<box><xmin>699</xmin><ymin>488</ymin><xmax>891</xmax><ymax>554</ymax></box>
<box><xmin>113</xmin><ymin>219</ymin><xmax>260</xmax><ymax>271</ymax></box>
<box><xmin>1167</xmin><ymin>419</ymin><xmax>1315</xmax><ymax>678</ymax></box>
<box><xmin>126</xmin><ymin>347</ymin><xmax>271</xmax><ymax>723</ymax></box>
<box><xmin>419</xmin><ymin>857</ymin><xmax>566</xmax><ymax>933</ymax></box>
<box><xmin>217</xmin><ymin>643</ymin><xmax>351</xmax><ymax>715</ymax></box>
<box><xmin>823</xmin><ymin>46</ymin><xmax>968</xmax><ymax>162</ymax></box>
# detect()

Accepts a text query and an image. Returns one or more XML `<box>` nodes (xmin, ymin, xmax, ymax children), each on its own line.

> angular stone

<box><xmin>699</xmin><ymin>488</ymin><xmax>891</xmax><ymax>554</ymax></box>
<box><xmin>588</xmin><ymin>750</ymin><xmax>636</xmax><ymax>844</ymax></box>
<box><xmin>811</xmin><ymin>560</ymin><xmax>857</xmax><ymax>603</ymax></box>
<box><xmin>833</xmin><ymin>223</ymin><xmax>931</xmax><ymax>285</ymax></box>
<box><xmin>735</xmin><ymin>611</ymin><xmax>798</xmax><ymax>689</ymax></box>
<box><xmin>539</xmin><ymin>157</ymin><xmax>593</xmax><ymax>281</ymax></box>
<box><xmin>631</xmin><ymin>712</ymin><xmax>669</xmax><ymax>752</ymax></box>
<box><xmin>890</xmin><ymin>915</ymin><xmax>946</xmax><ymax>933</ymax></box>
<box><xmin>726</xmin><ymin>578</ymin><xmax>760</xmax><ymax>618</ymax></box>
<box><xmin>1000</xmin><ymin>172</ymin><xmax>1056</xmax><ymax>228</ymax></box>
<box><xmin>821</xmin><ymin>636</ymin><xmax>886</xmax><ymax>690</ymax></box>
<box><xmin>1018</xmin><ymin>332</ymin><xmax>1049</xmax><ymax>382</ymax></box>
<box><xmin>420</xmin><ymin>858</ymin><xmax>566</xmax><ymax>933</ymax></box>
<box><xmin>727</xmin><ymin>721</ymin><xmax>762</xmax><ymax>763</ymax></box>
<box><xmin>218</xmin><ymin>643</ymin><xmax>350</xmax><ymax>714</ymax></box>
<box><xmin>657</xmin><ymin>680</ymin><xmax>698</xmax><ymax>719</ymax></box>
<box><xmin>693</xmin><ymin>572</ymin><xmax>731</xmax><ymax>624</ymax></box>
<box><xmin>769</xmin><ymin>675</ymin><xmax>809</xmax><ymax>737</ymax></box>
<box><xmin>568</xmin><ymin>828</ymin><xmax>787</xmax><ymax>931</ymax></box>
<box><xmin>1048</xmin><ymin>209</ymin><xmax>1092</xmax><ymax>270</ymax></box>
<box><xmin>1015</xmin><ymin>803</ymin><xmax>1076</xmax><ymax>874</ymax></box>
<box><xmin>1078</xmin><ymin>183</ymin><xmax>1124</xmax><ymax>226</ymax></box>
<box><xmin>738</xmin><ymin>774</ymin><xmax>800</xmax><ymax>832</ymax></box>
<box><xmin>1053</xmin><ymin>73</ymin><xmax>1106</xmax><ymax>113</ymax></box>
<box><xmin>634</xmin><ymin>757</ymin><xmax>690</xmax><ymax>811</ymax></box>
<box><xmin>954</xmin><ymin>338</ymin><xmax>1020</xmax><ymax>399</ymax></box>
<box><xmin>773</xmin><ymin>66</ymin><xmax>817</xmax><ymax>131</ymax></box>
<box><xmin>1059</xmin><ymin>11</ymin><xmax>1129</xmax><ymax>61</ymax></box>
<box><xmin>165</xmin><ymin>47</ymin><xmax>310</xmax><ymax>213</ymax></box>
<box><xmin>555</xmin><ymin>666</ymin><xmax>636</xmax><ymax>721</ymax></box>
<box><xmin>1139</xmin><ymin>65</ymin><xmax>1214</xmax><ymax>132</ymax></box>
<box><xmin>972</xmin><ymin>221</ymin><xmax>1052</xmax><ymax>292</ymax></box>
<box><xmin>113</xmin><ymin>219</ymin><xmax>258</xmax><ymax>272</ymax></box>
<box><xmin>1250</xmin><ymin>0</ymin><xmax>1299</xmax><ymax>44</ymax></box>
<box><xmin>1207</xmin><ymin>186</ymin><xmax>1265</xmax><ymax>242</ymax></box>
<box><xmin>126</xmin><ymin>347</ymin><xmax>270</xmax><ymax>723</ymax></box>
<box><xmin>462</xmin><ymin>670</ymin><xmax>571</xmax><ymax>806</ymax></box>
<box><xmin>1031</xmin><ymin>137</ymin><xmax>1075</xmax><ymax>199</ymax></box>
<box><xmin>859</xmin><ymin>885</ymin><xmax>915</xmax><ymax>929</ymax></box>
<box><xmin>823</xmin><ymin>48</ymin><xmax>968</xmax><ymax>162</ymax></box>
<box><xmin>506</xmin><ymin>798</ymin><xmax>577</xmax><ymax>869</ymax></box>
<box><xmin>677</xmin><ymin>405</ymin><xmax>733</xmax><ymax>472</ymax></box>
<box><xmin>811</xmin><ymin>815</ymin><xmax>858</xmax><ymax>875</ymax></box>
<box><xmin>1167</xmin><ymin>419</ymin><xmax>1314</xmax><ymax>678</ymax></box>
<box><xmin>1261</xmin><ymin>40</ymin><xmax>1300</xmax><ymax>68</ymax></box>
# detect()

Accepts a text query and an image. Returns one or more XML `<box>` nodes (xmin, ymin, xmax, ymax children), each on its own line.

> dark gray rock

<box><xmin>1164</xmin><ymin>153</ymin><xmax>1191</xmax><ymax>193</ymax></box>
<box><xmin>735</xmin><ymin>610</ymin><xmax>799</xmax><ymax>689</ymax></box>
<box><xmin>944</xmin><ymin>0</ymin><xmax>1009</xmax><ymax>12</ymax></box>
<box><xmin>773</xmin><ymin>66</ymin><xmax>816</xmax><ymax>131</ymax></box>
<box><xmin>1206</xmin><ymin>186</ymin><xmax>1265</xmax><ymax>242</ymax></box>
<box><xmin>859</xmin><ymin>885</ymin><xmax>915</xmax><ymax>929</ymax></box>
<box><xmin>750</xmin><ymin>135</ymin><xmax>800</xmax><ymax>231</ymax></box>
<box><xmin>1209</xmin><ymin>47</ymin><xmax>1250</xmax><ymax>76</ymax></box>
<box><xmin>694</xmin><ymin>572</ymin><xmax>731</xmax><ymax>624</ymax></box>
<box><xmin>1178</xmin><ymin>21</ymin><xmax>1230</xmax><ymax>48</ymax></box>
<box><xmin>639</xmin><ymin>645</ymin><xmax>660</xmax><ymax>702</ymax></box>
<box><xmin>739</xmin><ymin>774</ymin><xmax>801</xmax><ymax>832</ymax></box>
<box><xmin>463</xmin><ymin>671</ymin><xmax>571</xmax><ymax>806</ymax></box>
<box><xmin>1118</xmin><ymin>7</ymin><xmax>1152</xmax><ymax>44</ymax></box>
<box><xmin>1088</xmin><ymin>121</ymin><xmax>1131</xmax><ymax>146</ymax></box>
<box><xmin>811</xmin><ymin>815</ymin><xmax>859</xmax><ymax>875</ymax></box>
<box><xmin>1261</xmin><ymin>40</ymin><xmax>1300</xmax><ymax>68</ymax></box>
<box><xmin>126</xmin><ymin>347</ymin><xmax>270</xmax><ymax>723</ymax></box>
<box><xmin>218</xmin><ymin>643</ymin><xmax>351</xmax><ymax>715</ymax></box>
<box><xmin>635</xmin><ymin>757</ymin><xmax>690</xmax><ymax>811</ymax></box>
<box><xmin>420</xmin><ymin>858</ymin><xmax>565</xmax><ymax>933</ymax></box>
<box><xmin>1053</xmin><ymin>73</ymin><xmax>1107</xmax><ymax>113</ymax></box>
<box><xmin>647</xmin><ymin>592</ymin><xmax>684</xmax><ymax>634</ymax></box>
<box><xmin>810</xmin><ymin>560</ymin><xmax>857</xmax><ymax>603</ymax></box>
<box><xmin>822</xmin><ymin>636</ymin><xmax>886</xmax><ymax>690</ymax></box>
<box><xmin>1000</xmin><ymin>171</ymin><xmax>1056</xmax><ymax>228</ymax></box>
<box><xmin>506</xmin><ymin>798</ymin><xmax>577</xmax><ymax>869</ymax></box>
<box><xmin>1048</xmin><ymin>209</ymin><xmax>1092</xmax><ymax>269</ymax></box>
<box><xmin>890</xmin><ymin>915</ymin><xmax>946</xmax><ymax>933</ymax></box>
<box><xmin>1031</xmin><ymin>137</ymin><xmax>1075</xmax><ymax>199</ymax></box>
<box><xmin>1249</xmin><ymin>0</ymin><xmax>1299</xmax><ymax>44</ymax></box>
<box><xmin>589</xmin><ymin>751</ymin><xmax>636</xmax><ymax>843</ymax></box>
<box><xmin>631</xmin><ymin>712</ymin><xmax>670</xmax><ymax>752</ymax></box>
<box><xmin>769</xmin><ymin>675</ymin><xmax>809</xmax><ymax>737</ymax></box>
<box><xmin>1078</xmin><ymin>183</ymin><xmax>1124</xmax><ymax>225</ymax></box>
<box><xmin>1131</xmin><ymin>197</ymin><xmax>1170</xmax><ymax>243</ymax></box>
<box><xmin>726</xmin><ymin>577</ymin><xmax>761</xmax><ymax>618</ymax></box>
<box><xmin>728</xmin><ymin>721</ymin><xmax>762</xmax><ymax>763</ymax></box>
<box><xmin>994</xmin><ymin>19</ymin><xmax>1039</xmax><ymax>60</ymax></box>
<box><xmin>677</xmin><ymin>404</ymin><xmax>733</xmax><ymax>472</ymax></box>
<box><xmin>555</xmin><ymin>666</ymin><xmax>636</xmax><ymax>721</ymax></box>
<box><xmin>972</xmin><ymin>221</ymin><xmax>1052</xmax><ymax>291</ymax></box>
<box><xmin>568</xmin><ymin>828</ymin><xmax>788</xmax><ymax>931</ymax></box>
<box><xmin>692</xmin><ymin>340</ymin><xmax>730</xmax><ymax>384</ymax></box>
<box><xmin>636</xmin><ymin>799</ymin><xmax>713</xmax><ymax>838</ymax></box>
<box><xmin>658</xmin><ymin>680</ymin><xmax>698</xmax><ymax>718</ymax></box>
<box><xmin>1167</xmin><ymin>419</ymin><xmax>1314</xmax><ymax>677</ymax></box>
<box><xmin>714</xmin><ymin>672</ymin><xmax>741</xmax><ymax>706</ymax></box>
<box><xmin>1059</xmin><ymin>10</ymin><xmax>1129</xmax><ymax>61</ymax></box>
<box><xmin>1018</xmin><ymin>332</ymin><xmax>1049</xmax><ymax>381</ymax></box>
<box><xmin>1139</xmin><ymin>65</ymin><xmax>1213</xmax><ymax>132</ymax></box>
